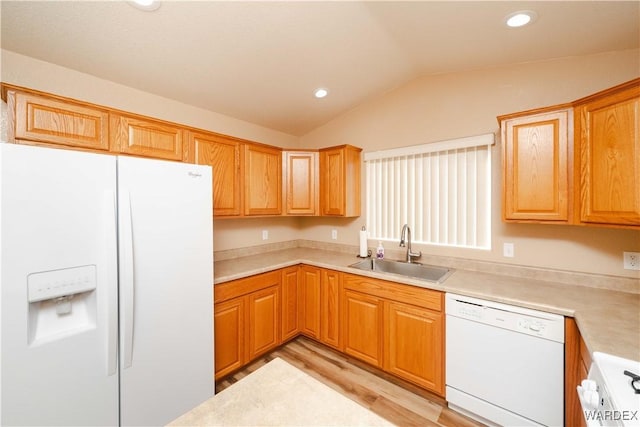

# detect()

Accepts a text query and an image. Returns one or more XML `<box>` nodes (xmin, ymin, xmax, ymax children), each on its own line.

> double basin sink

<box><xmin>349</xmin><ymin>258</ymin><xmax>454</xmax><ymax>284</ymax></box>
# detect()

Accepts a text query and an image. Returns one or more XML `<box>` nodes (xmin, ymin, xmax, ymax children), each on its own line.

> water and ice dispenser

<box><xmin>27</xmin><ymin>265</ymin><xmax>98</xmax><ymax>346</ymax></box>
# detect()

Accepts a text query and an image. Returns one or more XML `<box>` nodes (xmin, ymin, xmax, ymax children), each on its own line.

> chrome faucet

<box><xmin>399</xmin><ymin>224</ymin><xmax>421</xmax><ymax>263</ymax></box>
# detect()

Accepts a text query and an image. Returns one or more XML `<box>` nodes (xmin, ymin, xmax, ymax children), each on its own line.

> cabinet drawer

<box><xmin>214</xmin><ymin>270</ymin><xmax>281</xmax><ymax>303</ymax></box>
<box><xmin>342</xmin><ymin>273</ymin><xmax>442</xmax><ymax>312</ymax></box>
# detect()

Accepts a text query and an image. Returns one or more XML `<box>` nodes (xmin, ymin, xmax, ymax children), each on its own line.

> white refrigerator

<box><xmin>0</xmin><ymin>143</ymin><xmax>214</xmax><ymax>426</ymax></box>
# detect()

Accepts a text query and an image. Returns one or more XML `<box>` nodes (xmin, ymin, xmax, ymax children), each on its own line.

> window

<box><xmin>365</xmin><ymin>133</ymin><xmax>493</xmax><ymax>250</ymax></box>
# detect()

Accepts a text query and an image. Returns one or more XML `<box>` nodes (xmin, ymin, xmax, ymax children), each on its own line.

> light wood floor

<box><xmin>216</xmin><ymin>336</ymin><xmax>484</xmax><ymax>427</ymax></box>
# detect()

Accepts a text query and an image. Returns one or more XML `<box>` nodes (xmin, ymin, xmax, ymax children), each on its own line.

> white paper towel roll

<box><xmin>359</xmin><ymin>230</ymin><xmax>368</xmax><ymax>257</ymax></box>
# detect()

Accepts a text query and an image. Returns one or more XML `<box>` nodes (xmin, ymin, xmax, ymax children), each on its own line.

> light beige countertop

<box><xmin>214</xmin><ymin>246</ymin><xmax>640</xmax><ymax>361</ymax></box>
<box><xmin>169</xmin><ymin>357</ymin><xmax>392</xmax><ymax>426</ymax></box>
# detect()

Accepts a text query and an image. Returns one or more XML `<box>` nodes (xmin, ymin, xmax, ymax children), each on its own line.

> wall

<box><xmin>0</xmin><ymin>49</ymin><xmax>302</xmax><ymax>252</ymax></box>
<box><xmin>300</xmin><ymin>49</ymin><xmax>640</xmax><ymax>278</ymax></box>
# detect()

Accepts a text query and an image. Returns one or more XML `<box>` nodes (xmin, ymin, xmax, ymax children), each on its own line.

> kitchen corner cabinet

<box><xmin>499</xmin><ymin>107</ymin><xmax>572</xmax><ymax>222</ymax></box>
<box><xmin>320</xmin><ymin>269</ymin><xmax>341</xmax><ymax>349</ymax></box>
<box><xmin>243</xmin><ymin>143</ymin><xmax>282</xmax><ymax>216</ymax></box>
<box><xmin>300</xmin><ymin>265</ymin><xmax>321</xmax><ymax>339</ymax></box>
<box><xmin>283</xmin><ymin>150</ymin><xmax>319</xmax><ymax>215</ymax></box>
<box><xmin>574</xmin><ymin>79</ymin><xmax>640</xmax><ymax>227</ymax></box>
<box><xmin>109</xmin><ymin>113</ymin><xmax>184</xmax><ymax>161</ymax></box>
<box><xmin>300</xmin><ymin>266</ymin><xmax>341</xmax><ymax>349</ymax></box>
<box><xmin>341</xmin><ymin>273</ymin><xmax>444</xmax><ymax>395</ymax></box>
<box><xmin>319</xmin><ymin>145</ymin><xmax>362</xmax><ymax>217</ymax></box>
<box><xmin>5</xmin><ymin>88</ymin><xmax>109</xmax><ymax>151</ymax></box>
<box><xmin>185</xmin><ymin>131</ymin><xmax>242</xmax><ymax>216</ymax></box>
<box><xmin>281</xmin><ymin>266</ymin><xmax>301</xmax><ymax>342</ymax></box>
<box><xmin>213</xmin><ymin>270</ymin><xmax>281</xmax><ymax>380</ymax></box>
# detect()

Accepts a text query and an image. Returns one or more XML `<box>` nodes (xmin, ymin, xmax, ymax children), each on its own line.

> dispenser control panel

<box><xmin>27</xmin><ymin>265</ymin><xmax>97</xmax><ymax>302</ymax></box>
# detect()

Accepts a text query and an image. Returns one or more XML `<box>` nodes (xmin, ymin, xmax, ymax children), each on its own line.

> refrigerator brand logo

<box><xmin>188</xmin><ymin>171</ymin><xmax>202</xmax><ymax>178</ymax></box>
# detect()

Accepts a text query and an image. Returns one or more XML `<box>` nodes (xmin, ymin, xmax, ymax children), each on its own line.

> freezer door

<box><xmin>117</xmin><ymin>155</ymin><xmax>214</xmax><ymax>426</ymax></box>
<box><xmin>0</xmin><ymin>144</ymin><xmax>119</xmax><ymax>426</ymax></box>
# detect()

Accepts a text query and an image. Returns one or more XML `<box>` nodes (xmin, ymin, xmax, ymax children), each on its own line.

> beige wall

<box><xmin>300</xmin><ymin>49</ymin><xmax>640</xmax><ymax>278</ymax></box>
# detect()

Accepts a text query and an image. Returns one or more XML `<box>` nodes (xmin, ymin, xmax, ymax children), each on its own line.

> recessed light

<box><xmin>314</xmin><ymin>88</ymin><xmax>328</xmax><ymax>99</ymax></box>
<box><xmin>505</xmin><ymin>10</ymin><xmax>537</xmax><ymax>28</ymax></box>
<box><xmin>128</xmin><ymin>0</ymin><xmax>161</xmax><ymax>12</ymax></box>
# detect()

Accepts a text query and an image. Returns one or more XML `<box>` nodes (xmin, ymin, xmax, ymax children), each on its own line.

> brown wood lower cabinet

<box><xmin>213</xmin><ymin>266</ymin><xmax>445</xmax><ymax>396</ymax></box>
<box><xmin>341</xmin><ymin>273</ymin><xmax>445</xmax><ymax>396</ymax></box>
<box><xmin>320</xmin><ymin>269</ymin><xmax>341</xmax><ymax>349</ymax></box>
<box><xmin>384</xmin><ymin>301</ymin><xmax>443</xmax><ymax>394</ymax></box>
<box><xmin>343</xmin><ymin>289</ymin><xmax>384</xmax><ymax>367</ymax></box>
<box><xmin>281</xmin><ymin>266</ymin><xmax>301</xmax><ymax>342</ymax></box>
<box><xmin>213</xmin><ymin>270</ymin><xmax>281</xmax><ymax>381</ymax></box>
<box><xmin>213</xmin><ymin>297</ymin><xmax>245</xmax><ymax>379</ymax></box>
<box><xmin>565</xmin><ymin>317</ymin><xmax>590</xmax><ymax>427</ymax></box>
<box><xmin>300</xmin><ymin>265</ymin><xmax>321</xmax><ymax>338</ymax></box>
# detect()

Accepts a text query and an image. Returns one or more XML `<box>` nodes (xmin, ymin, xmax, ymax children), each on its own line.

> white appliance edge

<box><xmin>1</xmin><ymin>143</ymin><xmax>214</xmax><ymax>426</ymax></box>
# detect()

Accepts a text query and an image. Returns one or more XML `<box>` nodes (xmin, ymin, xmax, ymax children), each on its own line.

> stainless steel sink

<box><xmin>349</xmin><ymin>258</ymin><xmax>453</xmax><ymax>283</ymax></box>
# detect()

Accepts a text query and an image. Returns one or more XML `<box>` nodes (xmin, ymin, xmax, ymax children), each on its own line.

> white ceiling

<box><xmin>2</xmin><ymin>1</ymin><xmax>638</xmax><ymax>136</ymax></box>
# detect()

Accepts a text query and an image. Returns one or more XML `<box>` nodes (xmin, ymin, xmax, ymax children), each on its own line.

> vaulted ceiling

<box><xmin>2</xmin><ymin>1</ymin><xmax>638</xmax><ymax>135</ymax></box>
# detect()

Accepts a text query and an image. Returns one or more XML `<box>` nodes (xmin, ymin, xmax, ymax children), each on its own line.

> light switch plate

<box><xmin>331</xmin><ymin>229</ymin><xmax>338</xmax><ymax>240</ymax></box>
<box><xmin>262</xmin><ymin>230</ymin><xmax>269</xmax><ymax>240</ymax></box>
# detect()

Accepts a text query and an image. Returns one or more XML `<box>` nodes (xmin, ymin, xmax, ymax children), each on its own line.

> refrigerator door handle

<box><xmin>121</xmin><ymin>189</ymin><xmax>135</xmax><ymax>369</ymax></box>
<box><xmin>104</xmin><ymin>190</ymin><xmax>118</xmax><ymax>376</ymax></box>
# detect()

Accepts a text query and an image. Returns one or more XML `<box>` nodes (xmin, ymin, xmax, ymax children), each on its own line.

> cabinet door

<box><xmin>244</xmin><ymin>143</ymin><xmax>282</xmax><ymax>215</ymax></box>
<box><xmin>321</xmin><ymin>269</ymin><xmax>341</xmax><ymax>349</ymax></box>
<box><xmin>110</xmin><ymin>113</ymin><xmax>184</xmax><ymax>161</ymax></box>
<box><xmin>575</xmin><ymin>82</ymin><xmax>640</xmax><ymax>226</ymax></box>
<box><xmin>281</xmin><ymin>266</ymin><xmax>301</xmax><ymax>342</ymax></box>
<box><xmin>319</xmin><ymin>145</ymin><xmax>361</xmax><ymax>217</ymax></box>
<box><xmin>300</xmin><ymin>266</ymin><xmax>321</xmax><ymax>339</ymax></box>
<box><xmin>13</xmin><ymin>90</ymin><xmax>109</xmax><ymax>151</ymax></box>
<box><xmin>502</xmin><ymin>109</ymin><xmax>571</xmax><ymax>222</ymax></box>
<box><xmin>283</xmin><ymin>151</ymin><xmax>318</xmax><ymax>215</ymax></box>
<box><xmin>187</xmin><ymin>132</ymin><xmax>242</xmax><ymax>216</ymax></box>
<box><xmin>384</xmin><ymin>301</ymin><xmax>444</xmax><ymax>395</ymax></box>
<box><xmin>342</xmin><ymin>290</ymin><xmax>383</xmax><ymax>367</ymax></box>
<box><xmin>214</xmin><ymin>297</ymin><xmax>245</xmax><ymax>380</ymax></box>
<box><xmin>247</xmin><ymin>285</ymin><xmax>280</xmax><ymax>360</ymax></box>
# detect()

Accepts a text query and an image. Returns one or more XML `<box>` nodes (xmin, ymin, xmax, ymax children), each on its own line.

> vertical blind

<box><xmin>365</xmin><ymin>133</ymin><xmax>493</xmax><ymax>250</ymax></box>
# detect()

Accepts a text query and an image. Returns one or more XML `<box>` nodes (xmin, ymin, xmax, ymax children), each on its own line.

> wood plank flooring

<box><xmin>216</xmin><ymin>336</ymin><xmax>484</xmax><ymax>427</ymax></box>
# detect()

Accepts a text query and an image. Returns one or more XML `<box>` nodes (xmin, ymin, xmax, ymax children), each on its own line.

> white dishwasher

<box><xmin>445</xmin><ymin>293</ymin><xmax>565</xmax><ymax>427</ymax></box>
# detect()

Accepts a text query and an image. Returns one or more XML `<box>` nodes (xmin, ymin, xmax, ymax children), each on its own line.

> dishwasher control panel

<box><xmin>446</xmin><ymin>293</ymin><xmax>565</xmax><ymax>343</ymax></box>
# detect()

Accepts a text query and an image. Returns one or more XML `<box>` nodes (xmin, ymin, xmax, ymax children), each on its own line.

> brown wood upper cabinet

<box><xmin>499</xmin><ymin>107</ymin><xmax>572</xmax><ymax>223</ymax></box>
<box><xmin>186</xmin><ymin>131</ymin><xmax>242</xmax><ymax>216</ymax></box>
<box><xmin>319</xmin><ymin>145</ymin><xmax>362</xmax><ymax>217</ymax></box>
<box><xmin>243</xmin><ymin>143</ymin><xmax>282</xmax><ymax>216</ymax></box>
<box><xmin>574</xmin><ymin>79</ymin><xmax>640</xmax><ymax>227</ymax></box>
<box><xmin>110</xmin><ymin>113</ymin><xmax>184</xmax><ymax>161</ymax></box>
<box><xmin>499</xmin><ymin>78</ymin><xmax>640</xmax><ymax>229</ymax></box>
<box><xmin>283</xmin><ymin>150</ymin><xmax>319</xmax><ymax>215</ymax></box>
<box><xmin>5</xmin><ymin>88</ymin><xmax>109</xmax><ymax>151</ymax></box>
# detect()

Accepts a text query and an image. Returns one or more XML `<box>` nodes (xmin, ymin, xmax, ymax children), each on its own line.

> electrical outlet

<box><xmin>623</xmin><ymin>252</ymin><xmax>640</xmax><ymax>270</ymax></box>
<box><xmin>503</xmin><ymin>242</ymin><xmax>514</xmax><ymax>258</ymax></box>
<box><xmin>262</xmin><ymin>230</ymin><xmax>269</xmax><ymax>241</ymax></box>
<box><xmin>331</xmin><ymin>229</ymin><xmax>338</xmax><ymax>240</ymax></box>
